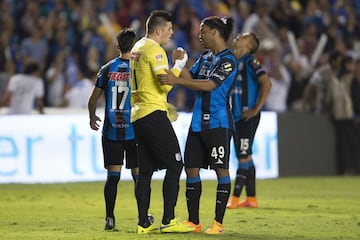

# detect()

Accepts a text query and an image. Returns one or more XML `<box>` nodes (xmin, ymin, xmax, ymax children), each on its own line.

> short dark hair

<box><xmin>202</xmin><ymin>16</ymin><xmax>234</xmax><ymax>42</ymax></box>
<box><xmin>116</xmin><ymin>28</ymin><xmax>137</xmax><ymax>53</ymax></box>
<box><xmin>23</xmin><ymin>61</ymin><xmax>40</xmax><ymax>74</ymax></box>
<box><xmin>146</xmin><ymin>10</ymin><xmax>172</xmax><ymax>34</ymax></box>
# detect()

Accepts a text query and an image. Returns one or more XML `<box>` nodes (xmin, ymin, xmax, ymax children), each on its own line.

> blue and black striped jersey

<box><xmin>231</xmin><ymin>53</ymin><xmax>266</xmax><ymax>122</ymax></box>
<box><xmin>95</xmin><ymin>57</ymin><xmax>135</xmax><ymax>141</ymax></box>
<box><xmin>189</xmin><ymin>48</ymin><xmax>237</xmax><ymax>132</ymax></box>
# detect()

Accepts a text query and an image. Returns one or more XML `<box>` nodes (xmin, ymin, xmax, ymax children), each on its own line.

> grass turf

<box><xmin>0</xmin><ymin>176</ymin><xmax>359</xmax><ymax>239</ymax></box>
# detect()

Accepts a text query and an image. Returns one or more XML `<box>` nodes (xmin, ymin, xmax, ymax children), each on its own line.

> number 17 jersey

<box><xmin>95</xmin><ymin>57</ymin><xmax>135</xmax><ymax>141</ymax></box>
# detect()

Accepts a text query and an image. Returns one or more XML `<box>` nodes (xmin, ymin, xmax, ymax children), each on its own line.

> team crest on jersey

<box><xmin>175</xmin><ymin>152</ymin><xmax>182</xmax><ymax>161</ymax></box>
<box><xmin>222</xmin><ymin>62</ymin><xmax>233</xmax><ymax>72</ymax></box>
<box><xmin>155</xmin><ymin>54</ymin><xmax>163</xmax><ymax>61</ymax></box>
<box><xmin>250</xmin><ymin>59</ymin><xmax>261</xmax><ymax>70</ymax></box>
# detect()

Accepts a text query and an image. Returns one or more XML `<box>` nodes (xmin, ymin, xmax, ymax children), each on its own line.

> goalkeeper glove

<box><xmin>167</xmin><ymin>103</ymin><xmax>179</xmax><ymax>122</ymax></box>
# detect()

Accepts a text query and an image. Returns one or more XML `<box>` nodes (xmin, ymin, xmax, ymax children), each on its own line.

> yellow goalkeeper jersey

<box><xmin>130</xmin><ymin>37</ymin><xmax>180</xmax><ymax>122</ymax></box>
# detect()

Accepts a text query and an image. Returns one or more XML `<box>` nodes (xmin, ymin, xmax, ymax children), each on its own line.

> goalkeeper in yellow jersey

<box><xmin>130</xmin><ymin>10</ymin><xmax>193</xmax><ymax>234</ymax></box>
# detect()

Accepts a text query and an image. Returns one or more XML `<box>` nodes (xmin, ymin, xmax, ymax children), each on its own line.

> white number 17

<box><xmin>111</xmin><ymin>86</ymin><xmax>129</xmax><ymax>110</ymax></box>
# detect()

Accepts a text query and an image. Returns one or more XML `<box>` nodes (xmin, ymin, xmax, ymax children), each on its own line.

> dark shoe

<box><xmin>104</xmin><ymin>217</ymin><xmax>115</xmax><ymax>230</ymax></box>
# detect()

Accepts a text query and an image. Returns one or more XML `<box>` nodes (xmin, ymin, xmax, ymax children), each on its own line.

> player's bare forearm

<box><xmin>256</xmin><ymin>74</ymin><xmax>272</xmax><ymax>111</ymax></box>
<box><xmin>158</xmin><ymin>69</ymin><xmax>216</xmax><ymax>91</ymax></box>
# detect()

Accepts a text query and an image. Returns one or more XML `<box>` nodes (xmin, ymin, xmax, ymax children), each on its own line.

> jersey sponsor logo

<box><xmin>107</xmin><ymin>72</ymin><xmax>130</xmax><ymax>82</ymax></box>
<box><xmin>203</xmin><ymin>113</ymin><xmax>210</xmax><ymax>121</ymax></box>
<box><xmin>199</xmin><ymin>68</ymin><xmax>210</xmax><ymax>77</ymax></box>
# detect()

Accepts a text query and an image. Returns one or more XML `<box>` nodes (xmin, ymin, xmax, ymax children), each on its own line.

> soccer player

<box><xmin>158</xmin><ymin>16</ymin><xmax>237</xmax><ymax>234</ymax></box>
<box><xmin>87</xmin><ymin>28</ymin><xmax>139</xmax><ymax>231</ymax></box>
<box><xmin>2</xmin><ymin>61</ymin><xmax>44</xmax><ymax>114</ymax></box>
<box><xmin>227</xmin><ymin>32</ymin><xmax>272</xmax><ymax>209</ymax></box>
<box><xmin>130</xmin><ymin>10</ymin><xmax>193</xmax><ymax>234</ymax></box>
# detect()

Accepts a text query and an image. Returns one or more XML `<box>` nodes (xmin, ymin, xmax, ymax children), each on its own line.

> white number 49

<box><xmin>211</xmin><ymin>146</ymin><xmax>225</xmax><ymax>160</ymax></box>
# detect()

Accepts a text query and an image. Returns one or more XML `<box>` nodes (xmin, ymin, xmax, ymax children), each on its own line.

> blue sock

<box><xmin>186</xmin><ymin>176</ymin><xmax>201</xmax><ymax>183</ymax></box>
<box><xmin>218</xmin><ymin>176</ymin><xmax>231</xmax><ymax>184</ymax></box>
<box><xmin>186</xmin><ymin>176</ymin><xmax>201</xmax><ymax>224</ymax></box>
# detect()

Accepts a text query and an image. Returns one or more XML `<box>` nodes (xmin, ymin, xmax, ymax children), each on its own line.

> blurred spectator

<box><xmin>270</xmin><ymin>0</ymin><xmax>303</xmax><ymax>38</ymax></box>
<box><xmin>116</xmin><ymin>0</ymin><xmax>145</xmax><ymax>29</ymax></box>
<box><xmin>98</xmin><ymin>11</ymin><xmax>122</xmax><ymax>44</ymax></box>
<box><xmin>1</xmin><ymin>61</ymin><xmax>44</xmax><ymax>114</ymax></box>
<box><xmin>242</xmin><ymin>1</ymin><xmax>277</xmax><ymax>37</ymax></box>
<box><xmin>61</xmin><ymin>68</ymin><xmax>94</xmax><ymax>108</ymax></box>
<box><xmin>284</xmin><ymin>38</ymin><xmax>311</xmax><ymax>111</ymax></box>
<box><xmin>351</xmin><ymin>59</ymin><xmax>360</xmax><ymax>119</ymax></box>
<box><xmin>302</xmin><ymin>52</ymin><xmax>343</xmax><ymax>114</ymax></box>
<box><xmin>259</xmin><ymin>39</ymin><xmax>291</xmax><ymax>112</ymax></box>
<box><xmin>230</xmin><ymin>0</ymin><xmax>251</xmax><ymax>34</ymax></box>
<box><xmin>0</xmin><ymin>17</ymin><xmax>16</xmax><ymax>101</ymax></box>
<box><xmin>45</xmin><ymin>50</ymin><xmax>67</xmax><ymax>107</ymax></box>
<box><xmin>79</xmin><ymin>17</ymin><xmax>106</xmax><ymax>76</ymax></box>
<box><xmin>326</xmin><ymin>54</ymin><xmax>360</xmax><ymax>175</ymax></box>
<box><xmin>19</xmin><ymin>20</ymin><xmax>48</xmax><ymax>69</ymax></box>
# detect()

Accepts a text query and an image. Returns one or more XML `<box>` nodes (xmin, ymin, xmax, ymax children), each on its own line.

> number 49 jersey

<box><xmin>95</xmin><ymin>57</ymin><xmax>135</xmax><ymax>141</ymax></box>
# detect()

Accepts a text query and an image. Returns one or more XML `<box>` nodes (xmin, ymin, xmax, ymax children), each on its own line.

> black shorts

<box><xmin>233</xmin><ymin>113</ymin><xmax>260</xmax><ymax>159</ymax></box>
<box><xmin>184</xmin><ymin>128</ymin><xmax>232</xmax><ymax>170</ymax></box>
<box><xmin>102</xmin><ymin>136</ymin><xmax>139</xmax><ymax>169</ymax></box>
<box><xmin>132</xmin><ymin>110</ymin><xmax>183</xmax><ymax>173</ymax></box>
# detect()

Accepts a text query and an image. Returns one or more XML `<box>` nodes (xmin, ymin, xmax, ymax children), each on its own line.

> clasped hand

<box><xmin>158</xmin><ymin>47</ymin><xmax>188</xmax><ymax>85</ymax></box>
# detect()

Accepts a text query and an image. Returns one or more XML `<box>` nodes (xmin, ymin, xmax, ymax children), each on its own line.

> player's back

<box><xmin>96</xmin><ymin>57</ymin><xmax>134</xmax><ymax>141</ymax></box>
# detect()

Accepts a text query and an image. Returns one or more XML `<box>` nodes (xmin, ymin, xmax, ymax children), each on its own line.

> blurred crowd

<box><xmin>0</xmin><ymin>0</ymin><xmax>360</xmax><ymax>116</ymax></box>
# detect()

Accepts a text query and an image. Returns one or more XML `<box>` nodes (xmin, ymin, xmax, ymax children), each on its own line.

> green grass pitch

<box><xmin>0</xmin><ymin>176</ymin><xmax>359</xmax><ymax>239</ymax></box>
